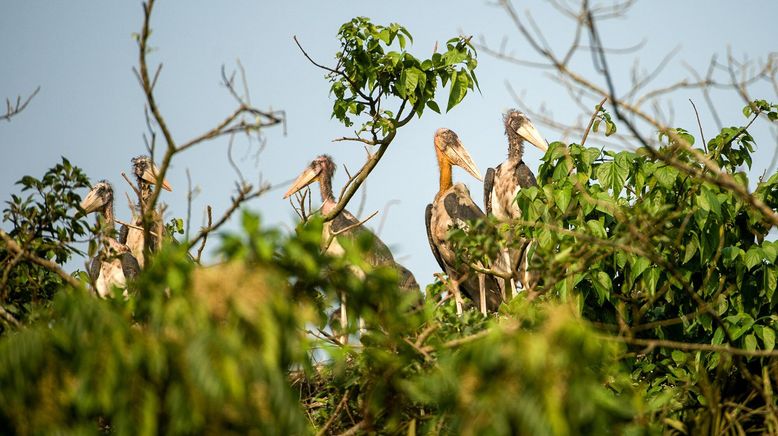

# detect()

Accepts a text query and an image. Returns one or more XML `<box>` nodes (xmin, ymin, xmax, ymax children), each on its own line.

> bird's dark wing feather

<box><xmin>118</xmin><ymin>224</ymin><xmax>128</xmax><ymax>244</ymax></box>
<box><xmin>396</xmin><ymin>263</ymin><xmax>420</xmax><ymax>293</ymax></box>
<box><xmin>120</xmin><ymin>252</ymin><xmax>141</xmax><ymax>279</ymax></box>
<box><xmin>330</xmin><ymin>209</ymin><xmax>360</xmax><ymax>234</ymax></box>
<box><xmin>443</xmin><ymin>191</ymin><xmax>484</xmax><ymax>223</ymax></box>
<box><xmin>484</xmin><ymin>167</ymin><xmax>495</xmax><ymax>215</ymax></box>
<box><xmin>425</xmin><ymin>204</ymin><xmax>447</xmax><ymax>272</ymax></box>
<box><xmin>88</xmin><ymin>256</ymin><xmax>101</xmax><ymax>283</ymax></box>
<box><xmin>332</xmin><ymin>209</ymin><xmax>394</xmax><ymax>265</ymax></box>
<box><xmin>515</xmin><ymin>161</ymin><xmax>538</xmax><ymax>189</ymax></box>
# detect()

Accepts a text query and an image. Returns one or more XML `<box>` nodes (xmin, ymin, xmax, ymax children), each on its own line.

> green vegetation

<box><xmin>1</xmin><ymin>6</ymin><xmax>777</xmax><ymax>435</ymax></box>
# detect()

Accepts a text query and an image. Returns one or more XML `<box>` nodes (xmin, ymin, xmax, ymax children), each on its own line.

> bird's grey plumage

<box><xmin>287</xmin><ymin>155</ymin><xmax>420</xmax><ymax>293</ymax></box>
<box><xmin>428</xmin><ymin>184</ymin><xmax>502</xmax><ymax>312</ymax></box>
<box><xmin>121</xmin><ymin>155</ymin><xmax>170</xmax><ymax>267</ymax></box>
<box><xmin>81</xmin><ymin>181</ymin><xmax>141</xmax><ymax>298</ymax></box>
<box><xmin>484</xmin><ymin>110</ymin><xmax>548</xmax><ymax>292</ymax></box>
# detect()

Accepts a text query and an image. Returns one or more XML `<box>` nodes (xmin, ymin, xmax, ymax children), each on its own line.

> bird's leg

<box><xmin>478</xmin><ymin>273</ymin><xmax>487</xmax><ymax>315</ymax></box>
<box><xmin>339</xmin><ymin>291</ymin><xmax>348</xmax><ymax>345</ymax></box>
<box><xmin>448</xmin><ymin>275</ymin><xmax>464</xmax><ymax>316</ymax></box>
<box><xmin>502</xmin><ymin>250</ymin><xmax>515</xmax><ymax>300</ymax></box>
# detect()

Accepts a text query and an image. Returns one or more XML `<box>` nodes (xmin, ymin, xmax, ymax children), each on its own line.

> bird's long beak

<box><xmin>140</xmin><ymin>164</ymin><xmax>173</xmax><ymax>192</ymax></box>
<box><xmin>445</xmin><ymin>137</ymin><xmax>483</xmax><ymax>181</ymax></box>
<box><xmin>515</xmin><ymin>121</ymin><xmax>549</xmax><ymax>153</ymax></box>
<box><xmin>80</xmin><ymin>188</ymin><xmax>105</xmax><ymax>214</ymax></box>
<box><xmin>283</xmin><ymin>167</ymin><xmax>320</xmax><ymax>199</ymax></box>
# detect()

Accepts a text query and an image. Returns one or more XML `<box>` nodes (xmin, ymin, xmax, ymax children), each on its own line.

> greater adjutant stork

<box><xmin>483</xmin><ymin>110</ymin><xmax>548</xmax><ymax>295</ymax></box>
<box><xmin>119</xmin><ymin>155</ymin><xmax>172</xmax><ymax>268</ymax></box>
<box><xmin>426</xmin><ymin>128</ymin><xmax>502</xmax><ymax>314</ymax></box>
<box><xmin>81</xmin><ymin>181</ymin><xmax>141</xmax><ymax>298</ymax></box>
<box><xmin>284</xmin><ymin>155</ymin><xmax>420</xmax><ymax>340</ymax></box>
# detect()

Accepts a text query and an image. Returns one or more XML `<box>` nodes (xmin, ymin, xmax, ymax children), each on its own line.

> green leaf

<box><xmin>596</xmin><ymin>161</ymin><xmax>628</xmax><ymax>194</ymax></box>
<box><xmin>426</xmin><ymin>100</ymin><xmax>440</xmax><ymax>114</ymax></box>
<box><xmin>554</xmin><ymin>184</ymin><xmax>572</xmax><ymax>213</ymax></box>
<box><xmin>586</xmin><ymin>220</ymin><xmax>607</xmax><ymax>239</ymax></box>
<box><xmin>744</xmin><ymin>247</ymin><xmax>764</xmax><ymax>270</ymax></box>
<box><xmin>630</xmin><ymin>257</ymin><xmax>651</xmax><ymax>282</ymax></box>
<box><xmin>744</xmin><ymin>334</ymin><xmax>757</xmax><ymax>352</ymax></box>
<box><xmin>763</xmin><ymin>327</ymin><xmax>776</xmax><ymax>351</ymax></box>
<box><xmin>671</xmin><ymin>350</ymin><xmax>686</xmax><ymax>365</ymax></box>
<box><xmin>590</xmin><ymin>271</ymin><xmax>612</xmax><ymax>305</ymax></box>
<box><xmin>446</xmin><ymin>70</ymin><xmax>468</xmax><ymax>112</ymax></box>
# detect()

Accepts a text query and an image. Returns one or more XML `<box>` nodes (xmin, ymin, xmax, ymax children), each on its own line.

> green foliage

<box><xmin>0</xmin><ymin>157</ymin><xmax>90</xmax><ymax>329</ymax></box>
<box><xmin>494</xmin><ymin>100</ymin><xmax>778</xmax><ymax>432</ymax></box>
<box><xmin>329</xmin><ymin>17</ymin><xmax>478</xmax><ymax>134</ymax></box>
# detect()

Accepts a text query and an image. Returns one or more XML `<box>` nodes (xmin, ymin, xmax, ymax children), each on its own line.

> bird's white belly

<box><xmin>492</xmin><ymin>184</ymin><xmax>522</xmax><ymax>222</ymax></box>
<box><xmin>96</xmin><ymin>260</ymin><xmax>127</xmax><ymax>298</ymax></box>
<box><xmin>126</xmin><ymin>228</ymin><xmax>145</xmax><ymax>267</ymax></box>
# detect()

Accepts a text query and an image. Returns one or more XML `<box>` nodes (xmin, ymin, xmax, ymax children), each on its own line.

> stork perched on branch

<box><xmin>484</xmin><ymin>110</ymin><xmax>548</xmax><ymax>296</ymax></box>
<box><xmin>284</xmin><ymin>154</ymin><xmax>420</xmax><ymax>342</ymax></box>
<box><xmin>81</xmin><ymin>181</ymin><xmax>140</xmax><ymax>298</ymax></box>
<box><xmin>425</xmin><ymin>128</ymin><xmax>502</xmax><ymax>314</ymax></box>
<box><xmin>119</xmin><ymin>155</ymin><xmax>172</xmax><ymax>267</ymax></box>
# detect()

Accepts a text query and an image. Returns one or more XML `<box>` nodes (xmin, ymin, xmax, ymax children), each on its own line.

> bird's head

<box><xmin>504</xmin><ymin>110</ymin><xmax>548</xmax><ymax>155</ymax></box>
<box><xmin>283</xmin><ymin>154</ymin><xmax>336</xmax><ymax>199</ymax></box>
<box><xmin>434</xmin><ymin>128</ymin><xmax>483</xmax><ymax>181</ymax></box>
<box><xmin>131</xmin><ymin>155</ymin><xmax>172</xmax><ymax>191</ymax></box>
<box><xmin>80</xmin><ymin>180</ymin><xmax>114</xmax><ymax>214</ymax></box>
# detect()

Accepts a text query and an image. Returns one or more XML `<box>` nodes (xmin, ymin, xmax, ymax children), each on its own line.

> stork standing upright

<box><xmin>283</xmin><ymin>154</ymin><xmax>420</xmax><ymax>342</ymax></box>
<box><xmin>119</xmin><ymin>155</ymin><xmax>172</xmax><ymax>268</ymax></box>
<box><xmin>425</xmin><ymin>128</ymin><xmax>502</xmax><ymax>314</ymax></box>
<box><xmin>484</xmin><ymin>110</ymin><xmax>549</xmax><ymax>296</ymax></box>
<box><xmin>81</xmin><ymin>181</ymin><xmax>141</xmax><ymax>298</ymax></box>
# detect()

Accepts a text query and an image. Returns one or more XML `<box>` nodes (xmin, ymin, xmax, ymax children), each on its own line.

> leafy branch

<box><xmin>295</xmin><ymin>17</ymin><xmax>479</xmax><ymax>221</ymax></box>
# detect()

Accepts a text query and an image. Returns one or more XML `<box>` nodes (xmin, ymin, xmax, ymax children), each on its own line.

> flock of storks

<box><xmin>80</xmin><ymin>110</ymin><xmax>548</xmax><ymax>322</ymax></box>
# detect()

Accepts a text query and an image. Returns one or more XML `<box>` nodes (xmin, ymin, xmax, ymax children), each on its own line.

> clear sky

<box><xmin>2</xmin><ymin>1</ymin><xmax>777</xmax><ymax>286</ymax></box>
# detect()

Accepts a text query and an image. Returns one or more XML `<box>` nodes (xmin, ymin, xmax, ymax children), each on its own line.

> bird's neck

<box><xmin>100</xmin><ymin>202</ymin><xmax>116</xmax><ymax>232</ymax></box>
<box><xmin>318</xmin><ymin>172</ymin><xmax>338</xmax><ymax>215</ymax></box>
<box><xmin>436</xmin><ymin>147</ymin><xmax>453</xmax><ymax>198</ymax></box>
<box><xmin>507</xmin><ymin>136</ymin><xmax>525</xmax><ymax>161</ymax></box>
<box><xmin>139</xmin><ymin>183</ymin><xmax>153</xmax><ymax>209</ymax></box>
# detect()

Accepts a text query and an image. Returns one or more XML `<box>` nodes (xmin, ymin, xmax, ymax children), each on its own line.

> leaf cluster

<box><xmin>0</xmin><ymin>158</ymin><xmax>90</xmax><ymax>329</ymax></box>
<box><xmin>329</xmin><ymin>17</ymin><xmax>479</xmax><ymax>135</ymax></box>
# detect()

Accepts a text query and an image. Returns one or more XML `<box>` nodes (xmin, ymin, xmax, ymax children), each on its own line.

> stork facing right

<box><xmin>119</xmin><ymin>155</ymin><xmax>172</xmax><ymax>267</ymax></box>
<box><xmin>484</xmin><ymin>110</ymin><xmax>548</xmax><ymax>297</ymax></box>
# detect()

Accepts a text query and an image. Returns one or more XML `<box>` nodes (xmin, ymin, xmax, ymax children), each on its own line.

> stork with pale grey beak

<box><xmin>284</xmin><ymin>154</ymin><xmax>420</xmax><ymax>343</ymax></box>
<box><xmin>81</xmin><ymin>181</ymin><xmax>141</xmax><ymax>298</ymax></box>
<box><xmin>484</xmin><ymin>110</ymin><xmax>549</xmax><ymax>297</ymax></box>
<box><xmin>119</xmin><ymin>155</ymin><xmax>172</xmax><ymax>268</ymax></box>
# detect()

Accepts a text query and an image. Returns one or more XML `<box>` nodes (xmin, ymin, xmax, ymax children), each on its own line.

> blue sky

<box><xmin>2</xmin><ymin>1</ymin><xmax>777</xmax><ymax>286</ymax></box>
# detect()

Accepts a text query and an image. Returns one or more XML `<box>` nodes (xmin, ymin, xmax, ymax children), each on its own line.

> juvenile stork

<box><xmin>119</xmin><ymin>155</ymin><xmax>172</xmax><ymax>267</ymax></box>
<box><xmin>283</xmin><ymin>155</ymin><xmax>420</xmax><ymax>341</ymax></box>
<box><xmin>426</xmin><ymin>128</ymin><xmax>502</xmax><ymax>314</ymax></box>
<box><xmin>81</xmin><ymin>181</ymin><xmax>141</xmax><ymax>298</ymax></box>
<box><xmin>484</xmin><ymin>110</ymin><xmax>548</xmax><ymax>296</ymax></box>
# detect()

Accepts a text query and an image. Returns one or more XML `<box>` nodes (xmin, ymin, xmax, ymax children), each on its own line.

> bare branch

<box><xmin>1</xmin><ymin>86</ymin><xmax>40</xmax><ymax>122</ymax></box>
<box><xmin>0</xmin><ymin>230</ymin><xmax>83</xmax><ymax>290</ymax></box>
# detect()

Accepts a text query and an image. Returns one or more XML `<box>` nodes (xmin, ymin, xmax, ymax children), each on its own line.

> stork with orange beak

<box><xmin>119</xmin><ymin>155</ymin><xmax>172</xmax><ymax>267</ymax></box>
<box><xmin>425</xmin><ymin>128</ymin><xmax>502</xmax><ymax>314</ymax></box>
<box><xmin>284</xmin><ymin>154</ymin><xmax>420</xmax><ymax>342</ymax></box>
<box><xmin>484</xmin><ymin>110</ymin><xmax>549</xmax><ymax>297</ymax></box>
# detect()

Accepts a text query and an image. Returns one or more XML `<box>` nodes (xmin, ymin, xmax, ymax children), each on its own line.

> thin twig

<box><xmin>580</xmin><ymin>96</ymin><xmax>608</xmax><ymax>147</ymax></box>
<box><xmin>195</xmin><ymin>206</ymin><xmax>212</xmax><ymax>263</ymax></box>
<box><xmin>316</xmin><ymin>390</ymin><xmax>352</xmax><ymax>436</ymax></box>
